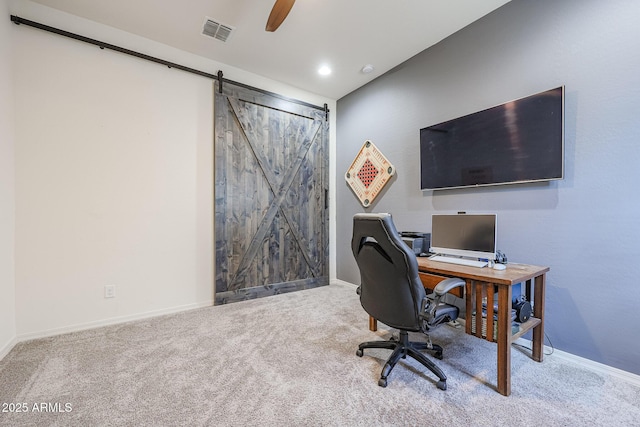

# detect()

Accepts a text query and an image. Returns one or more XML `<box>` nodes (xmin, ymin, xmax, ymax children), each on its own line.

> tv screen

<box><xmin>420</xmin><ymin>86</ymin><xmax>564</xmax><ymax>190</ymax></box>
<box><xmin>430</xmin><ymin>214</ymin><xmax>497</xmax><ymax>260</ymax></box>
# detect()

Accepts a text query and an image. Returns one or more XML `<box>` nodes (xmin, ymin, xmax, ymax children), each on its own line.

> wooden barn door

<box><xmin>214</xmin><ymin>80</ymin><xmax>329</xmax><ymax>304</ymax></box>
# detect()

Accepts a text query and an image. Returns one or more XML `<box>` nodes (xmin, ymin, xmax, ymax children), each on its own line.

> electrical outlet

<box><xmin>104</xmin><ymin>285</ymin><xmax>116</xmax><ymax>298</ymax></box>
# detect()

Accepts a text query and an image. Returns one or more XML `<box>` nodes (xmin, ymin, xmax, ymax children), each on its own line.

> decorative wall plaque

<box><xmin>345</xmin><ymin>140</ymin><xmax>395</xmax><ymax>207</ymax></box>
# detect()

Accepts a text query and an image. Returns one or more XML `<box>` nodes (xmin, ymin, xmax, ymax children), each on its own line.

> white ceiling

<box><xmin>26</xmin><ymin>0</ymin><xmax>511</xmax><ymax>99</ymax></box>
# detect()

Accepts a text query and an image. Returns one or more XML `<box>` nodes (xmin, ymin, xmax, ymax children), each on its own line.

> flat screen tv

<box><xmin>429</xmin><ymin>213</ymin><xmax>497</xmax><ymax>260</ymax></box>
<box><xmin>420</xmin><ymin>86</ymin><xmax>564</xmax><ymax>190</ymax></box>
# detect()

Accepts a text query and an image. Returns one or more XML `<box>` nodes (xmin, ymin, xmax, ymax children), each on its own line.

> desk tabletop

<box><xmin>416</xmin><ymin>257</ymin><xmax>549</xmax><ymax>285</ymax></box>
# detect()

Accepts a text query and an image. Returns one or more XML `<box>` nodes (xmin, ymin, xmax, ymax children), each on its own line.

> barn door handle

<box><xmin>324</xmin><ymin>189</ymin><xmax>329</xmax><ymax>209</ymax></box>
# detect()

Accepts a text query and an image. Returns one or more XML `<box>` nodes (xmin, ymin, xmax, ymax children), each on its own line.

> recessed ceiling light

<box><xmin>318</xmin><ymin>65</ymin><xmax>332</xmax><ymax>76</ymax></box>
<box><xmin>361</xmin><ymin>64</ymin><xmax>375</xmax><ymax>74</ymax></box>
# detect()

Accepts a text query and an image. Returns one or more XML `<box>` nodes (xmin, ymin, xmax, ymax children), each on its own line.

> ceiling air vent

<box><xmin>202</xmin><ymin>17</ymin><xmax>234</xmax><ymax>42</ymax></box>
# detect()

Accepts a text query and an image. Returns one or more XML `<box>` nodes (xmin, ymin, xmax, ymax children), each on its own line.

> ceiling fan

<box><xmin>266</xmin><ymin>0</ymin><xmax>296</xmax><ymax>32</ymax></box>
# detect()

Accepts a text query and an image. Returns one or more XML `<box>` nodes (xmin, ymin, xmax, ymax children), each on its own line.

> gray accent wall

<box><xmin>336</xmin><ymin>0</ymin><xmax>640</xmax><ymax>375</ymax></box>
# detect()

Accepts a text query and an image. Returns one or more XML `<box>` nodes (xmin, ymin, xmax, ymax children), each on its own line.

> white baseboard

<box><xmin>513</xmin><ymin>338</ymin><xmax>640</xmax><ymax>388</ymax></box>
<box><xmin>16</xmin><ymin>300</ymin><xmax>214</xmax><ymax>343</ymax></box>
<box><xmin>0</xmin><ymin>336</ymin><xmax>18</xmax><ymax>361</ymax></box>
<box><xmin>331</xmin><ymin>278</ymin><xmax>357</xmax><ymax>287</ymax></box>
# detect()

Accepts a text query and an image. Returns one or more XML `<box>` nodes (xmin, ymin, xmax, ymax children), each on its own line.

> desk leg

<box><xmin>369</xmin><ymin>316</ymin><xmax>377</xmax><ymax>332</ymax></box>
<box><xmin>532</xmin><ymin>274</ymin><xmax>546</xmax><ymax>362</ymax></box>
<box><xmin>465</xmin><ymin>280</ymin><xmax>473</xmax><ymax>335</ymax></box>
<box><xmin>496</xmin><ymin>284</ymin><xmax>512</xmax><ymax>396</ymax></box>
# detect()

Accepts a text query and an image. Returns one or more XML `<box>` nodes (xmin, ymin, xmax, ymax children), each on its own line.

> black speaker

<box><xmin>513</xmin><ymin>296</ymin><xmax>532</xmax><ymax>323</ymax></box>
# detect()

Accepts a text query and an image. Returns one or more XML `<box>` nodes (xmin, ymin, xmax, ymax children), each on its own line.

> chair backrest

<box><xmin>351</xmin><ymin>213</ymin><xmax>426</xmax><ymax>332</ymax></box>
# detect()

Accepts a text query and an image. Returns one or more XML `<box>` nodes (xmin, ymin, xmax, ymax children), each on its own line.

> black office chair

<box><xmin>352</xmin><ymin>213</ymin><xmax>465</xmax><ymax>390</ymax></box>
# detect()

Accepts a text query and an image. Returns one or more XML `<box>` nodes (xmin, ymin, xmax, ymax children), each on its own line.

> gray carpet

<box><xmin>1</xmin><ymin>282</ymin><xmax>639</xmax><ymax>426</ymax></box>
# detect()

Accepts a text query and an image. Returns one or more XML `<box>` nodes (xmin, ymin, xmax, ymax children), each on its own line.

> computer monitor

<box><xmin>429</xmin><ymin>213</ymin><xmax>497</xmax><ymax>260</ymax></box>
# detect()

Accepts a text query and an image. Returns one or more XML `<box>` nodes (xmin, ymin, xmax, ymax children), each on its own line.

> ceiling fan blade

<box><xmin>266</xmin><ymin>0</ymin><xmax>296</xmax><ymax>32</ymax></box>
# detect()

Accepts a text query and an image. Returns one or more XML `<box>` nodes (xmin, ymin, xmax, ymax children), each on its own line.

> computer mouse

<box><xmin>493</xmin><ymin>263</ymin><xmax>506</xmax><ymax>270</ymax></box>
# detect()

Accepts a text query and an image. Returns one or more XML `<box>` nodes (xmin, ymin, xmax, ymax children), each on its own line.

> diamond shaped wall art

<box><xmin>345</xmin><ymin>140</ymin><xmax>396</xmax><ymax>207</ymax></box>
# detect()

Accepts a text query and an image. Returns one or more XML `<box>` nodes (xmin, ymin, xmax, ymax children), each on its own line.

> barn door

<box><xmin>214</xmin><ymin>80</ymin><xmax>329</xmax><ymax>304</ymax></box>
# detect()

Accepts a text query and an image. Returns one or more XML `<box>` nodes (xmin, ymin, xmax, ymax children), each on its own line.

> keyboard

<box><xmin>429</xmin><ymin>255</ymin><xmax>488</xmax><ymax>268</ymax></box>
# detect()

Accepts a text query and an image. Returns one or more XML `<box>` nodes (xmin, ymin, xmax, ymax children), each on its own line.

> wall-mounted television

<box><xmin>420</xmin><ymin>86</ymin><xmax>564</xmax><ymax>190</ymax></box>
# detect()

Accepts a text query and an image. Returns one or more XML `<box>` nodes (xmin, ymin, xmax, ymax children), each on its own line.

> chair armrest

<box><xmin>421</xmin><ymin>278</ymin><xmax>465</xmax><ymax>328</ymax></box>
<box><xmin>433</xmin><ymin>278</ymin><xmax>465</xmax><ymax>296</ymax></box>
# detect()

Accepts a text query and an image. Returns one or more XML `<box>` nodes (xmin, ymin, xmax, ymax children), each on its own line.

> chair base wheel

<box><xmin>357</xmin><ymin>331</ymin><xmax>449</xmax><ymax>390</ymax></box>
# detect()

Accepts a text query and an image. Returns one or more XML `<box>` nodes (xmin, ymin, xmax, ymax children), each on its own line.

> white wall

<box><xmin>9</xmin><ymin>1</ymin><xmax>336</xmax><ymax>339</ymax></box>
<box><xmin>0</xmin><ymin>0</ymin><xmax>17</xmax><ymax>357</ymax></box>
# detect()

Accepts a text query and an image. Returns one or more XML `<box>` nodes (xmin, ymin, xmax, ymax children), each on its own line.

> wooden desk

<box><xmin>368</xmin><ymin>258</ymin><xmax>549</xmax><ymax>396</ymax></box>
